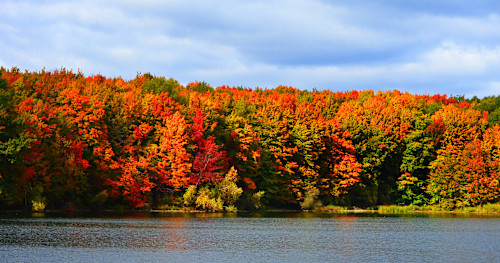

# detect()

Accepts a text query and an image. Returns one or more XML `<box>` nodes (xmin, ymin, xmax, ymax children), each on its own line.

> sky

<box><xmin>1</xmin><ymin>0</ymin><xmax>500</xmax><ymax>98</ymax></box>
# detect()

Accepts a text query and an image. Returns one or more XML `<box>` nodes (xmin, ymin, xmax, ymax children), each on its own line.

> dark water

<box><xmin>0</xmin><ymin>212</ymin><xmax>499</xmax><ymax>262</ymax></box>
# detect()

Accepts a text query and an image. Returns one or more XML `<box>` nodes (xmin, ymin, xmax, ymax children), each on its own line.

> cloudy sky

<box><xmin>1</xmin><ymin>0</ymin><xmax>500</xmax><ymax>97</ymax></box>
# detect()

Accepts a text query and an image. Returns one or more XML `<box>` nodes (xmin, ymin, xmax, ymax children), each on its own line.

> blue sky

<box><xmin>1</xmin><ymin>0</ymin><xmax>500</xmax><ymax>97</ymax></box>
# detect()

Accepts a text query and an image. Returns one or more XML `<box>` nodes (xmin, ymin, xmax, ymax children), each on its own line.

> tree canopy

<box><xmin>0</xmin><ymin>68</ymin><xmax>498</xmax><ymax>210</ymax></box>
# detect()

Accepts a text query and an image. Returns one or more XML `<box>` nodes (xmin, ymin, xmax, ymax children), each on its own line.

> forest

<box><xmin>0</xmin><ymin>68</ymin><xmax>499</xmax><ymax>211</ymax></box>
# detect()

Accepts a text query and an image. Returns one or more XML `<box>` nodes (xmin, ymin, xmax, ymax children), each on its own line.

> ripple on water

<box><xmin>0</xmin><ymin>215</ymin><xmax>499</xmax><ymax>262</ymax></box>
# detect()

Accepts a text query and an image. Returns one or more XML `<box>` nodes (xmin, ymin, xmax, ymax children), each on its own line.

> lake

<box><xmin>0</xmin><ymin>212</ymin><xmax>499</xmax><ymax>262</ymax></box>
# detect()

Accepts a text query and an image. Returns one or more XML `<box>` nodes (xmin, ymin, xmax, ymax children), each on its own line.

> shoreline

<box><xmin>1</xmin><ymin>207</ymin><xmax>499</xmax><ymax>215</ymax></box>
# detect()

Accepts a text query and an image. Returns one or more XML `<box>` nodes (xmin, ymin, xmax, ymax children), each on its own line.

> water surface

<box><xmin>1</xmin><ymin>212</ymin><xmax>498</xmax><ymax>262</ymax></box>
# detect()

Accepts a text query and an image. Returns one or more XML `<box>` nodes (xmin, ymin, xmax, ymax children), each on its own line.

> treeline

<box><xmin>0</xmin><ymin>68</ymin><xmax>499</xmax><ymax>211</ymax></box>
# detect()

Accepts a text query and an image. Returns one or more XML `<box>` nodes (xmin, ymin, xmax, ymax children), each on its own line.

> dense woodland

<box><xmin>0</xmin><ymin>68</ymin><xmax>499</xmax><ymax>211</ymax></box>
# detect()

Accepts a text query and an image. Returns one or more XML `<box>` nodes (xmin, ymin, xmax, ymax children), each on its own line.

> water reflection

<box><xmin>159</xmin><ymin>217</ymin><xmax>188</xmax><ymax>250</ymax></box>
<box><xmin>335</xmin><ymin>215</ymin><xmax>357</xmax><ymax>260</ymax></box>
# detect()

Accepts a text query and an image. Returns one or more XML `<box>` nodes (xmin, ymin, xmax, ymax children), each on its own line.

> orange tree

<box><xmin>334</xmin><ymin>91</ymin><xmax>415</xmax><ymax>206</ymax></box>
<box><xmin>426</xmin><ymin>104</ymin><xmax>492</xmax><ymax>208</ymax></box>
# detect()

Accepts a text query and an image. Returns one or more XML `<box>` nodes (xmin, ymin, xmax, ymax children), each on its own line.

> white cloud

<box><xmin>1</xmin><ymin>0</ymin><xmax>500</xmax><ymax>98</ymax></box>
<box><xmin>186</xmin><ymin>42</ymin><xmax>500</xmax><ymax>97</ymax></box>
<box><xmin>413</xmin><ymin>42</ymin><xmax>500</xmax><ymax>75</ymax></box>
<box><xmin>483</xmin><ymin>82</ymin><xmax>500</xmax><ymax>97</ymax></box>
<box><xmin>419</xmin><ymin>14</ymin><xmax>500</xmax><ymax>39</ymax></box>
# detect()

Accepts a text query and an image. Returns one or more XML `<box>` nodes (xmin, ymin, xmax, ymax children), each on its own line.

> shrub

<box><xmin>300</xmin><ymin>188</ymin><xmax>322</xmax><ymax>209</ymax></box>
<box><xmin>219</xmin><ymin>167</ymin><xmax>243</xmax><ymax>205</ymax></box>
<box><xmin>31</xmin><ymin>200</ymin><xmax>46</xmax><ymax>211</ymax></box>
<box><xmin>183</xmin><ymin>185</ymin><xmax>197</xmax><ymax>206</ymax></box>
<box><xmin>250</xmin><ymin>191</ymin><xmax>265</xmax><ymax>210</ymax></box>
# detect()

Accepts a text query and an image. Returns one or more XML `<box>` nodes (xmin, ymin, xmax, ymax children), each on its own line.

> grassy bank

<box><xmin>311</xmin><ymin>203</ymin><xmax>500</xmax><ymax>214</ymax></box>
<box><xmin>312</xmin><ymin>205</ymin><xmax>376</xmax><ymax>213</ymax></box>
<box><xmin>377</xmin><ymin>203</ymin><xmax>500</xmax><ymax>214</ymax></box>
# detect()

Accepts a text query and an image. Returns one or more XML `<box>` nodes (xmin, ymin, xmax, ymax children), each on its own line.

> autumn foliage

<box><xmin>0</xmin><ymin>68</ymin><xmax>499</xmax><ymax>210</ymax></box>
